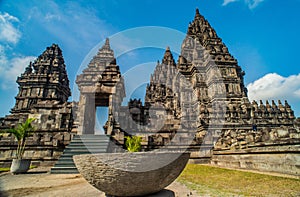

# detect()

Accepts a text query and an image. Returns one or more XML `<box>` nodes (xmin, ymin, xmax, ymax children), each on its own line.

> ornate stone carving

<box><xmin>0</xmin><ymin>44</ymin><xmax>73</xmax><ymax>167</ymax></box>
<box><xmin>110</xmin><ymin>9</ymin><xmax>299</xmax><ymax>158</ymax></box>
<box><xmin>76</xmin><ymin>38</ymin><xmax>125</xmax><ymax>135</ymax></box>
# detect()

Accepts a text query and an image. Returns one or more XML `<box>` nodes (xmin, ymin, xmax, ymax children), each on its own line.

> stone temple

<box><xmin>0</xmin><ymin>44</ymin><xmax>73</xmax><ymax>166</ymax></box>
<box><xmin>0</xmin><ymin>9</ymin><xmax>299</xmax><ymax>176</ymax></box>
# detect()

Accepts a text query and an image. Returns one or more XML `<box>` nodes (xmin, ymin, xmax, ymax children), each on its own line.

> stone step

<box><xmin>65</xmin><ymin>145</ymin><xmax>108</xmax><ymax>149</ymax></box>
<box><xmin>73</xmin><ymin>135</ymin><xmax>110</xmax><ymax>140</ymax></box>
<box><xmin>64</xmin><ymin>148</ymin><xmax>108</xmax><ymax>152</ymax></box>
<box><xmin>54</xmin><ymin>163</ymin><xmax>76</xmax><ymax>167</ymax></box>
<box><xmin>56</xmin><ymin>157</ymin><xmax>74</xmax><ymax>165</ymax></box>
<box><xmin>68</xmin><ymin>141</ymin><xmax>109</xmax><ymax>147</ymax></box>
<box><xmin>61</xmin><ymin>151</ymin><xmax>106</xmax><ymax>156</ymax></box>
<box><xmin>50</xmin><ymin>167</ymin><xmax>79</xmax><ymax>174</ymax></box>
<box><xmin>70</xmin><ymin>139</ymin><xmax>110</xmax><ymax>143</ymax></box>
<box><xmin>51</xmin><ymin>134</ymin><xmax>109</xmax><ymax>174</ymax></box>
<box><xmin>64</xmin><ymin>147</ymin><xmax>108</xmax><ymax>151</ymax></box>
<box><xmin>55</xmin><ymin>157</ymin><xmax>73</xmax><ymax>162</ymax></box>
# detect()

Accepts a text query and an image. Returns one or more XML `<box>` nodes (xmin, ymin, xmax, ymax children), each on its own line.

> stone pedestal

<box><xmin>73</xmin><ymin>152</ymin><xmax>190</xmax><ymax>197</ymax></box>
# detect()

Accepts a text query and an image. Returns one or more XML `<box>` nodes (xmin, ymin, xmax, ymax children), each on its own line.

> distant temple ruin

<box><xmin>0</xmin><ymin>44</ymin><xmax>73</xmax><ymax>166</ymax></box>
<box><xmin>0</xmin><ymin>9</ymin><xmax>299</xmax><ymax>175</ymax></box>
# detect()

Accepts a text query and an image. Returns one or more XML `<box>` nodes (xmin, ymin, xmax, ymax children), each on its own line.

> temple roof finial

<box><xmin>195</xmin><ymin>8</ymin><xmax>201</xmax><ymax>18</ymax></box>
<box><xmin>102</xmin><ymin>38</ymin><xmax>111</xmax><ymax>50</ymax></box>
<box><xmin>96</xmin><ymin>37</ymin><xmax>114</xmax><ymax>58</ymax></box>
<box><xmin>162</xmin><ymin>46</ymin><xmax>175</xmax><ymax>66</ymax></box>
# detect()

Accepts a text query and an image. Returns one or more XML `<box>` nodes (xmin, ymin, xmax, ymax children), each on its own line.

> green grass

<box><xmin>178</xmin><ymin>164</ymin><xmax>300</xmax><ymax>197</ymax></box>
<box><xmin>0</xmin><ymin>165</ymin><xmax>37</xmax><ymax>173</ymax></box>
<box><xmin>0</xmin><ymin>167</ymin><xmax>10</xmax><ymax>173</ymax></box>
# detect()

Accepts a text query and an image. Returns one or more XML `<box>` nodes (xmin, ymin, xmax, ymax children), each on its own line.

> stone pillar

<box><xmin>106</xmin><ymin>94</ymin><xmax>114</xmax><ymax>135</ymax></box>
<box><xmin>82</xmin><ymin>94</ymin><xmax>96</xmax><ymax>134</ymax></box>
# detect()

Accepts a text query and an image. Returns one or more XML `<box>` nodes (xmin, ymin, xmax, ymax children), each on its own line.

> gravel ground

<box><xmin>0</xmin><ymin>167</ymin><xmax>197</xmax><ymax>197</ymax></box>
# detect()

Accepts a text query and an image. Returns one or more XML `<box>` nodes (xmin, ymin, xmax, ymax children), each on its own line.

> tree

<box><xmin>1</xmin><ymin>118</ymin><xmax>36</xmax><ymax>159</ymax></box>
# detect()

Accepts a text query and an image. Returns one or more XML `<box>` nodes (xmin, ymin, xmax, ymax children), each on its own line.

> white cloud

<box><xmin>27</xmin><ymin>1</ymin><xmax>112</xmax><ymax>51</ymax></box>
<box><xmin>247</xmin><ymin>73</ymin><xmax>300</xmax><ymax>116</ymax></box>
<box><xmin>0</xmin><ymin>45</ymin><xmax>7</xmax><ymax>66</ymax></box>
<box><xmin>0</xmin><ymin>12</ymin><xmax>21</xmax><ymax>44</ymax></box>
<box><xmin>247</xmin><ymin>73</ymin><xmax>300</xmax><ymax>100</ymax></box>
<box><xmin>222</xmin><ymin>0</ymin><xmax>265</xmax><ymax>9</ymax></box>
<box><xmin>295</xmin><ymin>89</ymin><xmax>300</xmax><ymax>97</ymax></box>
<box><xmin>222</xmin><ymin>0</ymin><xmax>239</xmax><ymax>6</ymax></box>
<box><xmin>0</xmin><ymin>46</ymin><xmax>35</xmax><ymax>89</ymax></box>
<box><xmin>44</xmin><ymin>13</ymin><xmax>61</xmax><ymax>22</ymax></box>
<box><xmin>246</xmin><ymin>0</ymin><xmax>264</xmax><ymax>9</ymax></box>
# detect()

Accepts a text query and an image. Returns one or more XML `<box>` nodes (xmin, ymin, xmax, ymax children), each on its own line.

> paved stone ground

<box><xmin>0</xmin><ymin>167</ymin><xmax>197</xmax><ymax>197</ymax></box>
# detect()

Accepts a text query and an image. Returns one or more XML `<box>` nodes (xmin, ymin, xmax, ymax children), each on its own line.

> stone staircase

<box><xmin>50</xmin><ymin>134</ymin><xmax>110</xmax><ymax>174</ymax></box>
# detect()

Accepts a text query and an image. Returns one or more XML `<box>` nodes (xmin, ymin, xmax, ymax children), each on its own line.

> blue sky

<box><xmin>0</xmin><ymin>0</ymin><xmax>299</xmax><ymax>119</ymax></box>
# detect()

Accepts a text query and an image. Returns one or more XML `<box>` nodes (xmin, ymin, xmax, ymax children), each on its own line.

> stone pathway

<box><xmin>0</xmin><ymin>167</ymin><xmax>197</xmax><ymax>197</ymax></box>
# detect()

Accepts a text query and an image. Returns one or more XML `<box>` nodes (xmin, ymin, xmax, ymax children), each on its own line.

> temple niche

<box><xmin>0</xmin><ymin>44</ymin><xmax>74</xmax><ymax>167</ymax></box>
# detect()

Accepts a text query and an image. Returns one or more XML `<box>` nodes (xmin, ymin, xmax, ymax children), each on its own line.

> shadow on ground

<box><xmin>0</xmin><ymin>184</ymin><xmax>9</xmax><ymax>197</ymax></box>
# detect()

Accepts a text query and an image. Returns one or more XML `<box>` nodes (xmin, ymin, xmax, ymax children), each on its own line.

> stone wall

<box><xmin>0</xmin><ymin>101</ymin><xmax>74</xmax><ymax>167</ymax></box>
<box><xmin>212</xmin><ymin>125</ymin><xmax>300</xmax><ymax>176</ymax></box>
<box><xmin>211</xmin><ymin>145</ymin><xmax>300</xmax><ymax>176</ymax></box>
<box><xmin>0</xmin><ymin>131</ymin><xmax>72</xmax><ymax>167</ymax></box>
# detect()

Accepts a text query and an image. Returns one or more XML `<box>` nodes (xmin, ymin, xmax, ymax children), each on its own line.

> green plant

<box><xmin>0</xmin><ymin>118</ymin><xmax>36</xmax><ymax>159</ymax></box>
<box><xmin>0</xmin><ymin>167</ymin><xmax>11</xmax><ymax>173</ymax></box>
<box><xmin>0</xmin><ymin>165</ymin><xmax>37</xmax><ymax>173</ymax></box>
<box><xmin>124</xmin><ymin>136</ymin><xmax>142</xmax><ymax>152</ymax></box>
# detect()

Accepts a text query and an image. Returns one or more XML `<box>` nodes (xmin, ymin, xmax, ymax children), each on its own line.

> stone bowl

<box><xmin>73</xmin><ymin>152</ymin><xmax>190</xmax><ymax>196</ymax></box>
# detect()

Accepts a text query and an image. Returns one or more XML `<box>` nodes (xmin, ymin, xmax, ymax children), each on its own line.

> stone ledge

<box><xmin>211</xmin><ymin>152</ymin><xmax>300</xmax><ymax>176</ymax></box>
<box><xmin>213</xmin><ymin>144</ymin><xmax>300</xmax><ymax>155</ymax></box>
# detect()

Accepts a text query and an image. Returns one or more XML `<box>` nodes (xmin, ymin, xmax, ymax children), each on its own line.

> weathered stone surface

<box><xmin>0</xmin><ymin>8</ymin><xmax>299</xmax><ymax>176</ymax></box>
<box><xmin>73</xmin><ymin>152</ymin><xmax>190</xmax><ymax>196</ymax></box>
<box><xmin>105</xmin><ymin>9</ymin><xmax>300</xmax><ymax>177</ymax></box>
<box><xmin>211</xmin><ymin>146</ymin><xmax>300</xmax><ymax>176</ymax></box>
<box><xmin>0</xmin><ymin>44</ymin><xmax>73</xmax><ymax>167</ymax></box>
<box><xmin>75</xmin><ymin>38</ymin><xmax>125</xmax><ymax>135</ymax></box>
<box><xmin>108</xmin><ymin>9</ymin><xmax>299</xmax><ymax>165</ymax></box>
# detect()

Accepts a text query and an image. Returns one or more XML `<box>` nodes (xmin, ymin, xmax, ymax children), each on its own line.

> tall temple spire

<box><xmin>76</xmin><ymin>37</ymin><xmax>122</xmax><ymax>88</ymax></box>
<box><xmin>12</xmin><ymin>44</ymin><xmax>71</xmax><ymax>112</ymax></box>
<box><xmin>183</xmin><ymin>8</ymin><xmax>236</xmax><ymax>64</ymax></box>
<box><xmin>187</xmin><ymin>8</ymin><xmax>219</xmax><ymax>44</ymax></box>
<box><xmin>96</xmin><ymin>37</ymin><xmax>114</xmax><ymax>59</ymax></box>
<box><xmin>195</xmin><ymin>8</ymin><xmax>201</xmax><ymax>19</ymax></box>
<box><xmin>102</xmin><ymin>38</ymin><xmax>111</xmax><ymax>50</ymax></box>
<box><xmin>162</xmin><ymin>46</ymin><xmax>176</xmax><ymax>66</ymax></box>
<box><xmin>86</xmin><ymin>38</ymin><xmax>115</xmax><ymax>68</ymax></box>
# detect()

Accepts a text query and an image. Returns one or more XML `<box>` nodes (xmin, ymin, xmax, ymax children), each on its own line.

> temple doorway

<box><xmin>95</xmin><ymin>107</ymin><xmax>109</xmax><ymax>135</ymax></box>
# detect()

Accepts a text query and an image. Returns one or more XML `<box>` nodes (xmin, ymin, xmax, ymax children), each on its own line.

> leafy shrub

<box><xmin>124</xmin><ymin>136</ymin><xmax>142</xmax><ymax>152</ymax></box>
<box><xmin>0</xmin><ymin>118</ymin><xmax>36</xmax><ymax>159</ymax></box>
